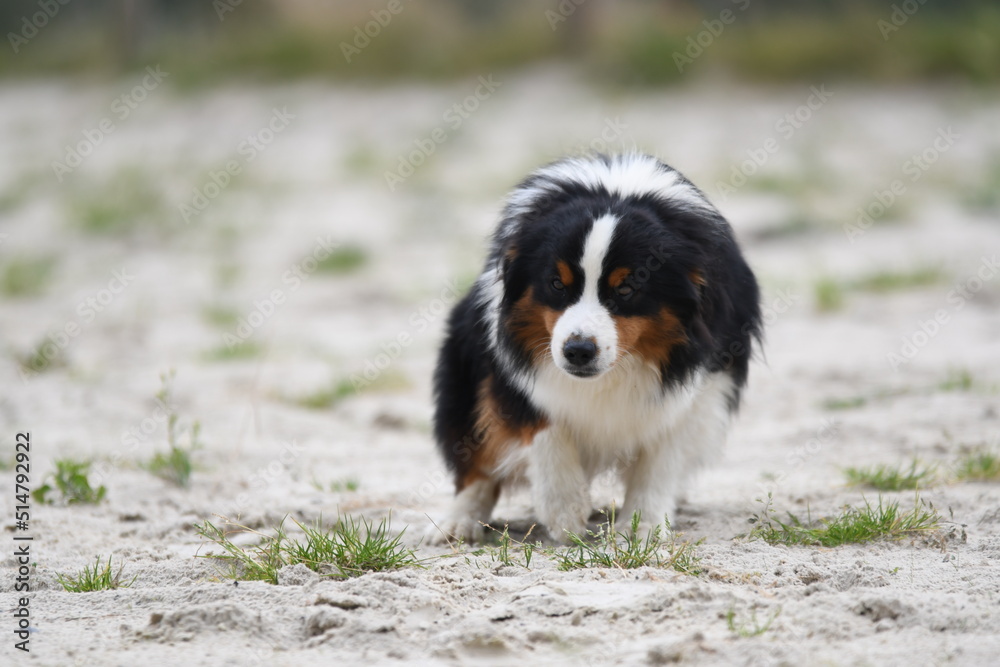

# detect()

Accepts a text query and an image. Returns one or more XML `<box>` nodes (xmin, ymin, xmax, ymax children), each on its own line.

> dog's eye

<box><xmin>616</xmin><ymin>284</ymin><xmax>634</xmax><ymax>297</ymax></box>
<box><xmin>551</xmin><ymin>278</ymin><xmax>565</xmax><ymax>291</ymax></box>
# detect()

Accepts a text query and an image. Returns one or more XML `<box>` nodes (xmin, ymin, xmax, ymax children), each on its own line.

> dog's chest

<box><xmin>527</xmin><ymin>357</ymin><xmax>701</xmax><ymax>449</ymax></box>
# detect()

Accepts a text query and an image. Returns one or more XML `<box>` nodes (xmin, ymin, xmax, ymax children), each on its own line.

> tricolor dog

<box><xmin>430</xmin><ymin>153</ymin><xmax>761</xmax><ymax>543</ymax></box>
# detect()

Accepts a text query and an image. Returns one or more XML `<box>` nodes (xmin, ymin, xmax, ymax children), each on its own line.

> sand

<box><xmin>2</xmin><ymin>69</ymin><xmax>1000</xmax><ymax>666</ymax></box>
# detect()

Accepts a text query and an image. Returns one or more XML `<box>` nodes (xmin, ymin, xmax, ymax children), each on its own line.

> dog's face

<box><xmin>500</xmin><ymin>199</ymin><xmax>703</xmax><ymax>381</ymax></box>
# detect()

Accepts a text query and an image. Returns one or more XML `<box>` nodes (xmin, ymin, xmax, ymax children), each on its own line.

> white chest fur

<box><xmin>528</xmin><ymin>356</ymin><xmax>708</xmax><ymax>466</ymax></box>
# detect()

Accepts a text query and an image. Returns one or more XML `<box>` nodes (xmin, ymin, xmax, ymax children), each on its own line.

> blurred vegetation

<box><xmin>0</xmin><ymin>1</ymin><xmax>998</xmax><ymax>86</ymax></box>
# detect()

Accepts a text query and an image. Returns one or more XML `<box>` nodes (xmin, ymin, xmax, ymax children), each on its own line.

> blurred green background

<box><xmin>2</xmin><ymin>0</ymin><xmax>998</xmax><ymax>86</ymax></box>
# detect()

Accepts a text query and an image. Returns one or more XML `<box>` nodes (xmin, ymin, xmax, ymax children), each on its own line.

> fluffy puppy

<box><xmin>430</xmin><ymin>153</ymin><xmax>761</xmax><ymax>542</ymax></box>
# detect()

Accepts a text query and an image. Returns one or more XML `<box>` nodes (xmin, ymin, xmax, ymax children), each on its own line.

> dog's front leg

<box><xmin>530</xmin><ymin>427</ymin><xmax>590</xmax><ymax>542</ymax></box>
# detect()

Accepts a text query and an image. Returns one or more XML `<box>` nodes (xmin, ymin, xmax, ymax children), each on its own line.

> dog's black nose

<box><xmin>563</xmin><ymin>338</ymin><xmax>597</xmax><ymax>367</ymax></box>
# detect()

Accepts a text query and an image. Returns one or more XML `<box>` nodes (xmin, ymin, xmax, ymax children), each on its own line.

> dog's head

<box><xmin>487</xmin><ymin>154</ymin><xmax>729</xmax><ymax>383</ymax></box>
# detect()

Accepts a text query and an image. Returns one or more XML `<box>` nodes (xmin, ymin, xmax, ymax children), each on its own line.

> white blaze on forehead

<box><xmin>551</xmin><ymin>213</ymin><xmax>620</xmax><ymax>375</ymax></box>
<box><xmin>580</xmin><ymin>212</ymin><xmax>618</xmax><ymax>301</ymax></box>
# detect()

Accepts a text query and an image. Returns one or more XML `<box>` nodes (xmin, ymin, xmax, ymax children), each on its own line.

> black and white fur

<box><xmin>430</xmin><ymin>153</ymin><xmax>761</xmax><ymax>543</ymax></box>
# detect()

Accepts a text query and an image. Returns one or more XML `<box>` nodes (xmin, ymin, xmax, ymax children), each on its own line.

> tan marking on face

<box><xmin>609</xmin><ymin>267</ymin><xmax>631</xmax><ymax>289</ymax></box>
<box><xmin>459</xmin><ymin>377</ymin><xmax>548</xmax><ymax>490</ymax></box>
<box><xmin>509</xmin><ymin>287</ymin><xmax>561</xmax><ymax>362</ymax></box>
<box><xmin>689</xmin><ymin>269</ymin><xmax>707</xmax><ymax>287</ymax></box>
<box><xmin>556</xmin><ymin>260</ymin><xmax>574</xmax><ymax>287</ymax></box>
<box><xmin>614</xmin><ymin>307</ymin><xmax>687</xmax><ymax>368</ymax></box>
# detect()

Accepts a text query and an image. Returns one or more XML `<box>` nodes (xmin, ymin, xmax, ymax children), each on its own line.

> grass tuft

<box><xmin>194</xmin><ymin>514</ymin><xmax>420</xmax><ymax>583</ymax></box>
<box><xmin>938</xmin><ymin>368</ymin><xmax>973</xmax><ymax>392</ymax></box>
<box><xmin>293</xmin><ymin>378</ymin><xmax>358</xmax><ymax>410</ymax></box>
<box><xmin>553</xmin><ymin>509</ymin><xmax>702</xmax><ymax>575</ymax></box>
<box><xmin>814</xmin><ymin>278</ymin><xmax>844</xmax><ymax>312</ymax></box>
<box><xmin>726</xmin><ymin>606</ymin><xmax>781</xmax><ymax>638</ymax></box>
<box><xmin>33</xmin><ymin>459</ymin><xmax>106</xmax><ymax>505</ymax></box>
<box><xmin>57</xmin><ymin>555</ymin><xmax>136</xmax><ymax>592</ymax></box>
<box><xmin>1</xmin><ymin>256</ymin><xmax>55</xmax><ymax>298</ymax></box>
<box><xmin>311</xmin><ymin>476</ymin><xmax>360</xmax><ymax>493</ymax></box>
<box><xmin>954</xmin><ymin>448</ymin><xmax>1000</xmax><ymax>482</ymax></box>
<box><xmin>745</xmin><ymin>493</ymin><xmax>940</xmax><ymax>547</ymax></box>
<box><xmin>821</xmin><ymin>396</ymin><xmax>867</xmax><ymax>410</ymax></box>
<box><xmin>853</xmin><ymin>266</ymin><xmax>945</xmax><ymax>293</ymax></box>
<box><xmin>201</xmin><ymin>304</ymin><xmax>240</xmax><ymax>328</ymax></box>
<box><xmin>814</xmin><ymin>265</ymin><xmax>946</xmax><ymax>312</ymax></box>
<box><xmin>316</xmin><ymin>246</ymin><xmax>368</xmax><ymax>275</ymax></box>
<box><xmin>202</xmin><ymin>341</ymin><xmax>263</xmax><ymax>362</ymax></box>
<box><xmin>67</xmin><ymin>168</ymin><xmax>169</xmax><ymax>237</ymax></box>
<box><xmin>143</xmin><ymin>371</ymin><xmax>201</xmax><ymax>487</ymax></box>
<box><xmin>13</xmin><ymin>337</ymin><xmax>69</xmax><ymax>376</ymax></box>
<box><xmin>844</xmin><ymin>459</ymin><xmax>937</xmax><ymax>491</ymax></box>
<box><xmin>472</xmin><ymin>523</ymin><xmax>538</xmax><ymax>569</ymax></box>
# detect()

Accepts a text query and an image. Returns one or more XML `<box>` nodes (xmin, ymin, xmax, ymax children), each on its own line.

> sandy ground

<box><xmin>2</xmin><ymin>69</ymin><xmax>1000</xmax><ymax>666</ymax></box>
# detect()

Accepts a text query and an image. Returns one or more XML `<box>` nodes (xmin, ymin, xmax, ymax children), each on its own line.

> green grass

<box><xmin>6</xmin><ymin>5</ymin><xmax>998</xmax><ymax>85</ymax></box>
<box><xmin>553</xmin><ymin>509</ymin><xmax>702</xmax><ymax>575</ymax></box>
<box><xmin>746</xmin><ymin>494</ymin><xmax>941</xmax><ymax>547</ymax></box>
<box><xmin>821</xmin><ymin>369</ymin><xmax>980</xmax><ymax>412</ymax></box>
<box><xmin>938</xmin><ymin>368</ymin><xmax>974</xmax><ymax>392</ymax></box>
<box><xmin>853</xmin><ymin>266</ymin><xmax>946</xmax><ymax>293</ymax></box>
<box><xmin>311</xmin><ymin>477</ymin><xmax>360</xmax><ymax>493</ymax></box>
<box><xmin>468</xmin><ymin>523</ymin><xmax>539</xmax><ymax>570</ymax></box>
<box><xmin>201</xmin><ymin>304</ymin><xmax>240</xmax><ymax>328</ymax></box>
<box><xmin>814</xmin><ymin>278</ymin><xmax>845</xmax><ymax>312</ymax></box>
<box><xmin>315</xmin><ymin>246</ymin><xmax>368</xmax><ymax>275</ymax></box>
<box><xmin>33</xmin><ymin>459</ymin><xmax>107</xmax><ymax>505</ymax></box>
<box><xmin>1</xmin><ymin>256</ymin><xmax>55</xmax><ymax>298</ymax></box>
<box><xmin>66</xmin><ymin>168</ymin><xmax>169</xmax><ymax>237</ymax></box>
<box><xmin>960</xmin><ymin>156</ymin><xmax>1000</xmax><ymax>213</ymax></box>
<box><xmin>490</xmin><ymin>524</ymin><xmax>536</xmax><ymax>569</ymax></box>
<box><xmin>954</xmin><ymin>449</ymin><xmax>1000</xmax><ymax>482</ymax></box>
<box><xmin>194</xmin><ymin>514</ymin><xmax>420</xmax><ymax>583</ymax></box>
<box><xmin>13</xmin><ymin>338</ymin><xmax>68</xmax><ymax>377</ymax></box>
<box><xmin>57</xmin><ymin>555</ymin><xmax>136</xmax><ymax>593</ymax></box>
<box><xmin>844</xmin><ymin>459</ymin><xmax>937</xmax><ymax>491</ymax></box>
<box><xmin>293</xmin><ymin>378</ymin><xmax>358</xmax><ymax>410</ymax></box>
<box><xmin>815</xmin><ymin>265</ymin><xmax>945</xmax><ymax>312</ymax></box>
<box><xmin>821</xmin><ymin>396</ymin><xmax>867</xmax><ymax>410</ymax></box>
<box><xmin>202</xmin><ymin>341</ymin><xmax>263</xmax><ymax>362</ymax></box>
<box><xmin>143</xmin><ymin>371</ymin><xmax>201</xmax><ymax>487</ymax></box>
<box><xmin>726</xmin><ymin>607</ymin><xmax>781</xmax><ymax>638</ymax></box>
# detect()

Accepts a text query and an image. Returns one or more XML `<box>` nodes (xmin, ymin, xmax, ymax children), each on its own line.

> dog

<box><xmin>429</xmin><ymin>153</ymin><xmax>761</xmax><ymax>543</ymax></box>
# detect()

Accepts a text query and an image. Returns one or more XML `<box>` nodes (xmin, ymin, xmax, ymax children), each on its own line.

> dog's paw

<box><xmin>423</xmin><ymin>515</ymin><xmax>485</xmax><ymax>546</ymax></box>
